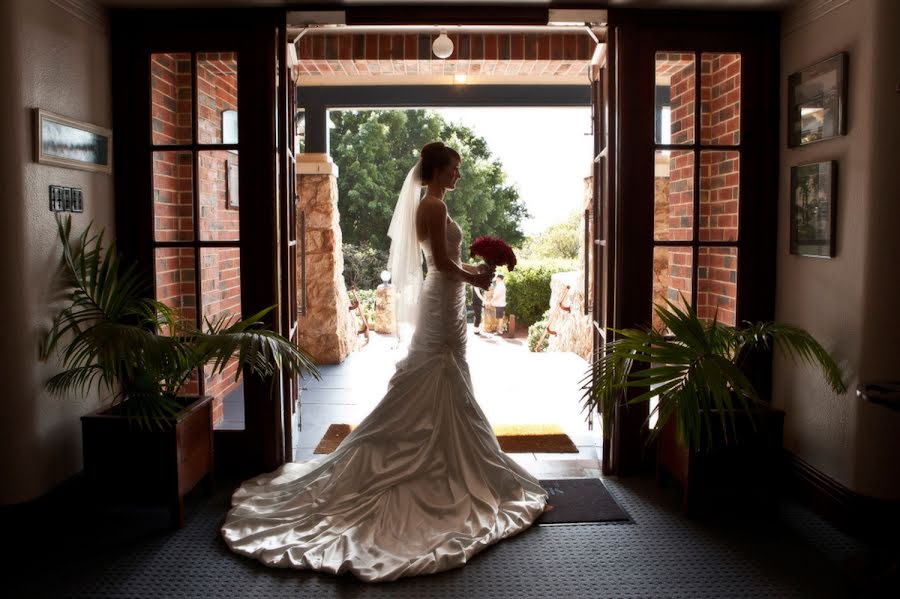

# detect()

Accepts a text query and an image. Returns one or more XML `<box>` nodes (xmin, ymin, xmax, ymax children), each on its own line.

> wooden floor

<box><xmin>294</xmin><ymin>327</ymin><xmax>602</xmax><ymax>478</ymax></box>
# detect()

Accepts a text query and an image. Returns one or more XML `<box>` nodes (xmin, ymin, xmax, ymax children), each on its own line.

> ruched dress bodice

<box><xmin>411</xmin><ymin>217</ymin><xmax>467</xmax><ymax>360</ymax></box>
<box><xmin>222</xmin><ymin>214</ymin><xmax>549</xmax><ymax>583</ymax></box>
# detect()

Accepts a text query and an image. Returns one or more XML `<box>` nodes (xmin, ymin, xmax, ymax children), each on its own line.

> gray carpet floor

<box><xmin>8</xmin><ymin>473</ymin><xmax>889</xmax><ymax>598</ymax></box>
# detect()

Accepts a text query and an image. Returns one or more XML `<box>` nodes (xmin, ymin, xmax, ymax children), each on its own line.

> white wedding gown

<box><xmin>221</xmin><ymin>217</ymin><xmax>549</xmax><ymax>582</ymax></box>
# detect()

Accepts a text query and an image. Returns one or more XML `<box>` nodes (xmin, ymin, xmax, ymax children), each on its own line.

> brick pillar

<box><xmin>296</xmin><ymin>154</ymin><xmax>358</xmax><ymax>364</ymax></box>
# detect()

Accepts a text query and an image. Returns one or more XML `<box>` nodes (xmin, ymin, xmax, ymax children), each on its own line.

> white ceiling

<box><xmin>99</xmin><ymin>1</ymin><xmax>796</xmax><ymax>11</ymax></box>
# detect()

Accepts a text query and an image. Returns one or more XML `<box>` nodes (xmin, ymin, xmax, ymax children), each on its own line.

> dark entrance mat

<box><xmin>536</xmin><ymin>478</ymin><xmax>632</xmax><ymax>525</ymax></box>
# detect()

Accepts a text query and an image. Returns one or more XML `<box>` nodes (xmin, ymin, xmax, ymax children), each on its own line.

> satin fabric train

<box><xmin>221</xmin><ymin>218</ymin><xmax>549</xmax><ymax>582</ymax></box>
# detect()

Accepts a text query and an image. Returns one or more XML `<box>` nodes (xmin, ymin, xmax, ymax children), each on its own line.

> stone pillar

<box><xmin>373</xmin><ymin>284</ymin><xmax>395</xmax><ymax>334</ymax></box>
<box><xmin>296</xmin><ymin>154</ymin><xmax>358</xmax><ymax>364</ymax></box>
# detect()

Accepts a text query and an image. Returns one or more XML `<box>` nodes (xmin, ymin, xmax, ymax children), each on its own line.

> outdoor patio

<box><xmin>293</xmin><ymin>326</ymin><xmax>602</xmax><ymax>478</ymax></box>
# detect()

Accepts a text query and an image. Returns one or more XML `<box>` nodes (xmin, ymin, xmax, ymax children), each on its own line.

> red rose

<box><xmin>469</xmin><ymin>236</ymin><xmax>517</xmax><ymax>271</ymax></box>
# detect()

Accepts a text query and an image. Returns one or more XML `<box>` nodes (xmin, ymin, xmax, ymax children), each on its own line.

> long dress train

<box><xmin>221</xmin><ymin>218</ymin><xmax>549</xmax><ymax>582</ymax></box>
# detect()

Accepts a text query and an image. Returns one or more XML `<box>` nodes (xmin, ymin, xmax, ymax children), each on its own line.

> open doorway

<box><xmin>288</xmin><ymin>19</ymin><xmax>609</xmax><ymax>478</ymax></box>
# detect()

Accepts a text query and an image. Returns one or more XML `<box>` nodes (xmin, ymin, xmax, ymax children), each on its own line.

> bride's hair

<box><xmin>420</xmin><ymin>142</ymin><xmax>460</xmax><ymax>184</ymax></box>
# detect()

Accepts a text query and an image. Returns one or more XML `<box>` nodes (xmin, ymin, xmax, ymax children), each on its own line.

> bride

<box><xmin>221</xmin><ymin>141</ymin><xmax>551</xmax><ymax>582</ymax></box>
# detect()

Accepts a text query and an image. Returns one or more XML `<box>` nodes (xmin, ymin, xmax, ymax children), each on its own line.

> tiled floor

<box><xmin>293</xmin><ymin>327</ymin><xmax>602</xmax><ymax>478</ymax></box>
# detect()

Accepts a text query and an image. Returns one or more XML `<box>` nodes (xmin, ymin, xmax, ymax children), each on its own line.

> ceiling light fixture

<box><xmin>432</xmin><ymin>30</ymin><xmax>453</xmax><ymax>59</ymax></box>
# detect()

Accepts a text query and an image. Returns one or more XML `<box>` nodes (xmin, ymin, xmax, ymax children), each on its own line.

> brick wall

<box><xmin>294</xmin><ymin>32</ymin><xmax>592</xmax><ymax>79</ymax></box>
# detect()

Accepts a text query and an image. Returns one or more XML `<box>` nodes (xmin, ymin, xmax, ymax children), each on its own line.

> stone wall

<box><xmin>373</xmin><ymin>284</ymin><xmax>395</xmax><ymax>335</ymax></box>
<box><xmin>546</xmin><ymin>272</ymin><xmax>593</xmax><ymax>361</ymax></box>
<box><xmin>296</xmin><ymin>155</ymin><xmax>358</xmax><ymax>364</ymax></box>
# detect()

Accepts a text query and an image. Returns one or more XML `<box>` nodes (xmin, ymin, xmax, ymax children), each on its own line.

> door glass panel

<box><xmin>155</xmin><ymin>247</ymin><xmax>197</xmax><ymax>331</ymax></box>
<box><xmin>701</xmin><ymin>53</ymin><xmax>741</xmax><ymax>146</ymax></box>
<box><xmin>698</xmin><ymin>247</ymin><xmax>738</xmax><ymax>326</ymax></box>
<box><xmin>654</xmin><ymin>150</ymin><xmax>694</xmax><ymax>241</ymax></box>
<box><xmin>151</xmin><ymin>53</ymin><xmax>192</xmax><ymax>146</ymax></box>
<box><xmin>652</xmin><ymin>246</ymin><xmax>693</xmax><ymax>333</ymax></box>
<box><xmin>197</xmin><ymin>52</ymin><xmax>238</xmax><ymax>145</ymax></box>
<box><xmin>199</xmin><ymin>150</ymin><xmax>240</xmax><ymax>241</ymax></box>
<box><xmin>153</xmin><ymin>151</ymin><xmax>193</xmax><ymax>242</ymax></box>
<box><xmin>201</xmin><ymin>248</ymin><xmax>244</xmax><ymax>429</ymax></box>
<box><xmin>655</xmin><ymin>53</ymin><xmax>695</xmax><ymax>145</ymax></box>
<box><xmin>700</xmin><ymin>150</ymin><xmax>740</xmax><ymax>242</ymax></box>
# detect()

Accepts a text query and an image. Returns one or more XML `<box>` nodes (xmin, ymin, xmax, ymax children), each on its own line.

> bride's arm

<box><xmin>420</xmin><ymin>201</ymin><xmax>492</xmax><ymax>289</ymax></box>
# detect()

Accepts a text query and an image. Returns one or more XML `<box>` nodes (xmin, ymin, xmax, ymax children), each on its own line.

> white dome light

<box><xmin>432</xmin><ymin>31</ymin><xmax>453</xmax><ymax>59</ymax></box>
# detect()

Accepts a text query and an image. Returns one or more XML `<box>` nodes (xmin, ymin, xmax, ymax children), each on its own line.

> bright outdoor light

<box><xmin>432</xmin><ymin>31</ymin><xmax>453</xmax><ymax>59</ymax></box>
<box><xmin>453</xmin><ymin>73</ymin><xmax>468</xmax><ymax>84</ymax></box>
<box><xmin>380</xmin><ymin>270</ymin><xmax>392</xmax><ymax>284</ymax></box>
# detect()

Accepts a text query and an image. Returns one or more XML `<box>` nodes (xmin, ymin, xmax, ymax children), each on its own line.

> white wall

<box><xmin>0</xmin><ymin>0</ymin><xmax>114</xmax><ymax>505</ymax></box>
<box><xmin>775</xmin><ymin>0</ymin><xmax>900</xmax><ymax>500</ymax></box>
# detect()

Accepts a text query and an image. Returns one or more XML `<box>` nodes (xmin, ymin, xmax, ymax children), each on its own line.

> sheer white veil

<box><xmin>387</xmin><ymin>159</ymin><xmax>424</xmax><ymax>343</ymax></box>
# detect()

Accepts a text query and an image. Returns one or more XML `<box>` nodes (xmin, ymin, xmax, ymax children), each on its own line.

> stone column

<box><xmin>296</xmin><ymin>154</ymin><xmax>358</xmax><ymax>364</ymax></box>
<box><xmin>373</xmin><ymin>284</ymin><xmax>396</xmax><ymax>335</ymax></box>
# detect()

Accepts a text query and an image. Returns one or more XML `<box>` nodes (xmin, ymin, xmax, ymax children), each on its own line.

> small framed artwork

<box><xmin>788</xmin><ymin>53</ymin><xmax>848</xmax><ymax>147</ymax></box>
<box><xmin>790</xmin><ymin>161</ymin><xmax>837</xmax><ymax>258</ymax></box>
<box><xmin>34</xmin><ymin>109</ymin><xmax>112</xmax><ymax>173</ymax></box>
<box><xmin>226</xmin><ymin>160</ymin><xmax>239</xmax><ymax>209</ymax></box>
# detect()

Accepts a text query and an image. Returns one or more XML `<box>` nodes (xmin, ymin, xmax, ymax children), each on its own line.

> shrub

<box><xmin>343</xmin><ymin>244</ymin><xmax>389</xmax><ymax>290</ymax></box>
<box><xmin>501</xmin><ymin>259</ymin><xmax>577</xmax><ymax>326</ymax></box>
<box><xmin>350</xmin><ymin>288</ymin><xmax>377</xmax><ymax>325</ymax></box>
<box><xmin>527</xmin><ymin>310</ymin><xmax>551</xmax><ymax>352</ymax></box>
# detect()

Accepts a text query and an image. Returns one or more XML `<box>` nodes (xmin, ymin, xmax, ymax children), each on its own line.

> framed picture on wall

<box><xmin>787</xmin><ymin>53</ymin><xmax>848</xmax><ymax>147</ymax></box>
<box><xmin>34</xmin><ymin>109</ymin><xmax>112</xmax><ymax>173</ymax></box>
<box><xmin>790</xmin><ymin>161</ymin><xmax>837</xmax><ymax>258</ymax></box>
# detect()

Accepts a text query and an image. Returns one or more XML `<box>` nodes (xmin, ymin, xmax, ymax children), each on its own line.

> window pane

<box><xmin>654</xmin><ymin>150</ymin><xmax>694</xmax><ymax>241</ymax></box>
<box><xmin>197</xmin><ymin>52</ymin><xmax>238</xmax><ymax>145</ymax></box>
<box><xmin>153</xmin><ymin>151</ymin><xmax>193</xmax><ymax>242</ymax></box>
<box><xmin>655</xmin><ymin>52</ymin><xmax>695</xmax><ymax>145</ymax></box>
<box><xmin>201</xmin><ymin>248</ymin><xmax>244</xmax><ymax>429</ymax></box>
<box><xmin>700</xmin><ymin>151</ymin><xmax>740</xmax><ymax>242</ymax></box>
<box><xmin>199</xmin><ymin>150</ymin><xmax>240</xmax><ymax>241</ymax></box>
<box><xmin>652</xmin><ymin>246</ymin><xmax>693</xmax><ymax>333</ymax></box>
<box><xmin>151</xmin><ymin>53</ymin><xmax>192</xmax><ymax>145</ymax></box>
<box><xmin>701</xmin><ymin>53</ymin><xmax>741</xmax><ymax>145</ymax></box>
<box><xmin>155</xmin><ymin>249</ymin><xmax>198</xmax><ymax>395</ymax></box>
<box><xmin>698</xmin><ymin>247</ymin><xmax>738</xmax><ymax>326</ymax></box>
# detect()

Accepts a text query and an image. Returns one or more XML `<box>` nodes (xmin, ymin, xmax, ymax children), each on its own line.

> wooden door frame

<box><xmin>111</xmin><ymin>8</ymin><xmax>286</xmax><ymax>477</ymax></box>
<box><xmin>606</xmin><ymin>9</ymin><xmax>779</xmax><ymax>475</ymax></box>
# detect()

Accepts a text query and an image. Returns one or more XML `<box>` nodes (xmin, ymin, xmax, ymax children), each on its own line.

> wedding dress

<box><xmin>221</xmin><ymin>216</ymin><xmax>549</xmax><ymax>582</ymax></box>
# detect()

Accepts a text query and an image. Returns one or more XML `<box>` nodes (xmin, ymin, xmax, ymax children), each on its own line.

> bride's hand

<box><xmin>472</xmin><ymin>270</ymin><xmax>493</xmax><ymax>290</ymax></box>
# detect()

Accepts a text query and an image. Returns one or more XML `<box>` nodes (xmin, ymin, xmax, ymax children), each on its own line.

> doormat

<box><xmin>313</xmin><ymin>423</ymin><xmax>579</xmax><ymax>454</ymax></box>
<box><xmin>536</xmin><ymin>478</ymin><xmax>632</xmax><ymax>524</ymax></box>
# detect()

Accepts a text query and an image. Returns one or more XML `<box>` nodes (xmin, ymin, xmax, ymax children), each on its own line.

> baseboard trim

<box><xmin>784</xmin><ymin>452</ymin><xmax>900</xmax><ymax>540</ymax></box>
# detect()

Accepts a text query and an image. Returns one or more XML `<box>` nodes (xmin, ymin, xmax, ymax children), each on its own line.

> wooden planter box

<box><xmin>657</xmin><ymin>405</ymin><xmax>785</xmax><ymax>517</ymax></box>
<box><xmin>81</xmin><ymin>395</ymin><xmax>214</xmax><ymax>528</ymax></box>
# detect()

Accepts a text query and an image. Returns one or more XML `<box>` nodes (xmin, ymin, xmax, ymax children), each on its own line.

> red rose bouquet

<box><xmin>469</xmin><ymin>236</ymin><xmax>517</xmax><ymax>271</ymax></box>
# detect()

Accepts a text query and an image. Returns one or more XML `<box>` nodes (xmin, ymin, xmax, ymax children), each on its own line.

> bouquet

<box><xmin>469</xmin><ymin>236</ymin><xmax>517</xmax><ymax>271</ymax></box>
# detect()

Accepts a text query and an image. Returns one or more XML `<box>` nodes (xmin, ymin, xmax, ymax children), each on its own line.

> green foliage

<box><xmin>527</xmin><ymin>310</ymin><xmax>551</xmax><ymax>352</ymax></box>
<box><xmin>501</xmin><ymin>259</ymin><xmax>578</xmax><ymax>326</ymax></box>
<box><xmin>40</xmin><ymin>216</ymin><xmax>320</xmax><ymax>430</ymax></box>
<box><xmin>520</xmin><ymin>211</ymin><xmax>582</xmax><ymax>260</ymax></box>
<box><xmin>343</xmin><ymin>243</ymin><xmax>389</xmax><ymax>290</ymax></box>
<box><xmin>351</xmin><ymin>288</ymin><xmax>377</xmax><ymax>326</ymax></box>
<box><xmin>580</xmin><ymin>298</ymin><xmax>847</xmax><ymax>452</ymax></box>
<box><xmin>329</xmin><ymin>110</ymin><xmax>529</xmax><ymax>256</ymax></box>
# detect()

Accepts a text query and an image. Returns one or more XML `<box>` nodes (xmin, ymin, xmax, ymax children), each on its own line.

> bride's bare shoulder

<box><xmin>417</xmin><ymin>197</ymin><xmax>447</xmax><ymax>221</ymax></box>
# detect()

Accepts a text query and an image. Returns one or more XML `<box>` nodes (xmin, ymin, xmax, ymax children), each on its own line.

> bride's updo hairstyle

<box><xmin>420</xmin><ymin>141</ymin><xmax>460</xmax><ymax>184</ymax></box>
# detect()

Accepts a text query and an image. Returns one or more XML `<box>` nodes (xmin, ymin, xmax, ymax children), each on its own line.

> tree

<box><xmin>519</xmin><ymin>211</ymin><xmax>582</xmax><ymax>260</ymax></box>
<box><xmin>329</xmin><ymin>110</ymin><xmax>529</xmax><ymax>267</ymax></box>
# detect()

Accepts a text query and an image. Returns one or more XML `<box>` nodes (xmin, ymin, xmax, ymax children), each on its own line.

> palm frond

<box><xmin>581</xmin><ymin>296</ymin><xmax>846</xmax><ymax>452</ymax></box>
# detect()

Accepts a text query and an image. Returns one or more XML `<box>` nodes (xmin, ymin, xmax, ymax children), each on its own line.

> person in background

<box><xmin>472</xmin><ymin>283</ymin><xmax>485</xmax><ymax>335</ymax></box>
<box><xmin>490</xmin><ymin>273</ymin><xmax>507</xmax><ymax>335</ymax></box>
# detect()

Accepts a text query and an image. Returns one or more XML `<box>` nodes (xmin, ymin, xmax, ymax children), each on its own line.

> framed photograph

<box><xmin>790</xmin><ymin>161</ymin><xmax>837</xmax><ymax>258</ymax></box>
<box><xmin>34</xmin><ymin>109</ymin><xmax>112</xmax><ymax>173</ymax></box>
<box><xmin>788</xmin><ymin>53</ymin><xmax>848</xmax><ymax>147</ymax></box>
<box><xmin>226</xmin><ymin>160</ymin><xmax>239</xmax><ymax>209</ymax></box>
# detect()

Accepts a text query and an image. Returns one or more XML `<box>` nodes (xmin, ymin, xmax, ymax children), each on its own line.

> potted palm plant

<box><xmin>582</xmin><ymin>298</ymin><xmax>845</xmax><ymax>514</ymax></box>
<box><xmin>40</xmin><ymin>216</ymin><xmax>319</xmax><ymax>526</ymax></box>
